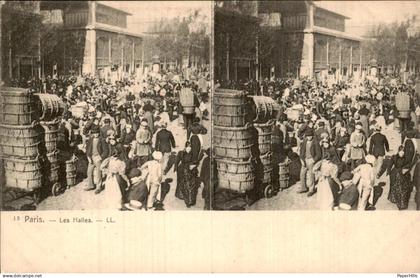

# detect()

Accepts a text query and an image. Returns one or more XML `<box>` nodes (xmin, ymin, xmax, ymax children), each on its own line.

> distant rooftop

<box><xmin>40</xmin><ymin>1</ymin><xmax>132</xmax><ymax>16</ymax></box>
<box><xmin>311</xmin><ymin>2</ymin><xmax>351</xmax><ymax>20</ymax></box>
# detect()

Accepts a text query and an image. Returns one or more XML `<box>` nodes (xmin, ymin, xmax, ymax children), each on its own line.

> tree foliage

<box><xmin>143</xmin><ymin>9</ymin><xmax>210</xmax><ymax>67</ymax></box>
<box><xmin>363</xmin><ymin>15</ymin><xmax>420</xmax><ymax>73</ymax></box>
<box><xmin>2</xmin><ymin>1</ymin><xmax>43</xmax><ymax>56</ymax></box>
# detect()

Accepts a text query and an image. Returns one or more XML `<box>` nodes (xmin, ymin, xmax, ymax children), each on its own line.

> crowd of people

<box><xmin>217</xmin><ymin>75</ymin><xmax>419</xmax><ymax>210</ymax></box>
<box><xmin>15</xmin><ymin>69</ymin><xmax>211</xmax><ymax>211</ymax></box>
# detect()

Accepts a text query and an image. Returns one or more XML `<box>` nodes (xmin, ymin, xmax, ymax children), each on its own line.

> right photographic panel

<box><xmin>212</xmin><ymin>1</ymin><xmax>420</xmax><ymax>211</ymax></box>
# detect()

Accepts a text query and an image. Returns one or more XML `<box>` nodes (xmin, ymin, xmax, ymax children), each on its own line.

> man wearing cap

<box><xmin>350</xmin><ymin>123</ymin><xmax>366</xmax><ymax>170</ymax></box>
<box><xmin>140</xmin><ymin>151</ymin><xmax>163</xmax><ymax>210</ymax></box>
<box><xmin>155</xmin><ymin>121</ymin><xmax>176</xmax><ymax>175</ymax></box>
<box><xmin>368</xmin><ymin>124</ymin><xmax>389</xmax><ymax>179</ymax></box>
<box><xmin>299</xmin><ymin>128</ymin><xmax>322</xmax><ymax>196</ymax></box>
<box><xmin>85</xmin><ymin>125</ymin><xmax>106</xmax><ymax>193</ymax></box>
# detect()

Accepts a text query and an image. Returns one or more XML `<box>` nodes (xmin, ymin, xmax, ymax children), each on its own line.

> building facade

<box><xmin>40</xmin><ymin>1</ymin><xmax>143</xmax><ymax>80</ymax></box>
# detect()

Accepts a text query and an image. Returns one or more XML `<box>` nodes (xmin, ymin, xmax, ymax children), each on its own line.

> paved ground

<box><xmin>4</xmin><ymin>108</ymin><xmax>211</xmax><ymax>211</ymax></box>
<box><xmin>249</xmin><ymin>122</ymin><xmax>418</xmax><ymax>210</ymax></box>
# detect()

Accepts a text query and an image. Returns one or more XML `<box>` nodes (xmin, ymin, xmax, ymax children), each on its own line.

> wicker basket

<box><xmin>254</xmin><ymin>121</ymin><xmax>274</xmax><ymax>155</ymax></box>
<box><xmin>213</xmin><ymin>125</ymin><xmax>253</xmax><ymax>160</ymax></box>
<box><xmin>65</xmin><ymin>158</ymin><xmax>77</xmax><ymax>187</ymax></box>
<box><xmin>216</xmin><ymin>158</ymin><xmax>255</xmax><ymax>193</ymax></box>
<box><xmin>260</xmin><ymin>152</ymin><xmax>273</xmax><ymax>184</ymax></box>
<box><xmin>0</xmin><ymin>122</ymin><xmax>40</xmax><ymax>158</ymax></box>
<box><xmin>40</xmin><ymin>120</ymin><xmax>59</xmax><ymax>153</ymax></box>
<box><xmin>2</xmin><ymin>156</ymin><xmax>42</xmax><ymax>191</ymax></box>
<box><xmin>278</xmin><ymin>159</ymin><xmax>290</xmax><ymax>189</ymax></box>
<box><xmin>0</xmin><ymin>87</ymin><xmax>36</xmax><ymax>125</ymax></box>
<box><xmin>213</xmin><ymin>89</ymin><xmax>249</xmax><ymax>127</ymax></box>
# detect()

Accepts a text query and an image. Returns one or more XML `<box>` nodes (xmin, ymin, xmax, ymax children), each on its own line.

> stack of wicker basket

<box><xmin>35</xmin><ymin>94</ymin><xmax>66</xmax><ymax>195</ymax></box>
<box><xmin>0</xmin><ymin>87</ymin><xmax>43</xmax><ymax>202</ymax></box>
<box><xmin>250</xmin><ymin>96</ymin><xmax>279</xmax><ymax>198</ymax></box>
<box><xmin>213</xmin><ymin>89</ymin><xmax>255</xmax><ymax>194</ymax></box>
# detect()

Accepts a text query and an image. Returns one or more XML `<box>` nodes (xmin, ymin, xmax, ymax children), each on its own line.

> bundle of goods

<box><xmin>395</xmin><ymin>92</ymin><xmax>411</xmax><ymax>119</ymax></box>
<box><xmin>179</xmin><ymin>88</ymin><xmax>195</xmax><ymax>114</ymax></box>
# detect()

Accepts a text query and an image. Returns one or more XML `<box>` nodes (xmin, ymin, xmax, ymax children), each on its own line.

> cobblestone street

<box><xmin>39</xmin><ymin>115</ymin><xmax>210</xmax><ymax>211</ymax></box>
<box><xmin>6</xmin><ymin>113</ymin><xmax>211</xmax><ymax>211</ymax></box>
<box><xmin>250</xmin><ymin>123</ymin><xmax>418</xmax><ymax>210</ymax></box>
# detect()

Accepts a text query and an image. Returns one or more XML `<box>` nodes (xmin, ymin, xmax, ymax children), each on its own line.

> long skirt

<box><xmin>317</xmin><ymin>177</ymin><xmax>334</xmax><ymax>210</ymax></box>
<box><xmin>388</xmin><ymin>168</ymin><xmax>412</xmax><ymax>210</ymax></box>
<box><xmin>175</xmin><ymin>164</ymin><xmax>199</xmax><ymax>207</ymax></box>
<box><xmin>100</xmin><ymin>174</ymin><xmax>123</xmax><ymax>210</ymax></box>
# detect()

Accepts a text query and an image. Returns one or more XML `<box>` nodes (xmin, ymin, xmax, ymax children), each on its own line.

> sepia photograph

<box><xmin>0</xmin><ymin>1</ymin><xmax>211</xmax><ymax>211</ymax></box>
<box><xmin>1</xmin><ymin>0</ymin><xmax>420</xmax><ymax>275</ymax></box>
<box><xmin>212</xmin><ymin>0</ymin><xmax>420</xmax><ymax>211</ymax></box>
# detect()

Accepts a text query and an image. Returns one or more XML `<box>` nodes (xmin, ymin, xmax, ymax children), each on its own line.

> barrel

<box><xmin>251</xmin><ymin>96</ymin><xmax>280</xmax><ymax>123</ymax></box>
<box><xmin>0</xmin><ymin>87</ymin><xmax>35</xmax><ymax>125</ymax></box>
<box><xmin>2</xmin><ymin>156</ymin><xmax>42</xmax><ymax>191</ymax></box>
<box><xmin>254</xmin><ymin>121</ymin><xmax>273</xmax><ymax>155</ymax></box>
<box><xmin>216</xmin><ymin>158</ymin><xmax>255</xmax><ymax>193</ymax></box>
<box><xmin>213</xmin><ymin>125</ymin><xmax>253</xmax><ymax>160</ymax></box>
<box><xmin>278</xmin><ymin>159</ymin><xmax>290</xmax><ymax>189</ymax></box>
<box><xmin>65</xmin><ymin>158</ymin><xmax>77</xmax><ymax>187</ymax></box>
<box><xmin>40</xmin><ymin>120</ymin><xmax>59</xmax><ymax>153</ymax></box>
<box><xmin>34</xmin><ymin>94</ymin><xmax>65</xmax><ymax>121</ymax></box>
<box><xmin>213</xmin><ymin>89</ymin><xmax>249</xmax><ymax>127</ymax></box>
<box><xmin>260</xmin><ymin>152</ymin><xmax>273</xmax><ymax>185</ymax></box>
<box><xmin>179</xmin><ymin>88</ymin><xmax>194</xmax><ymax>115</ymax></box>
<box><xmin>0</xmin><ymin>122</ymin><xmax>41</xmax><ymax>158</ymax></box>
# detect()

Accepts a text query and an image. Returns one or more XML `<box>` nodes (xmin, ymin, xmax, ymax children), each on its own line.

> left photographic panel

<box><xmin>0</xmin><ymin>1</ymin><xmax>212</xmax><ymax>211</ymax></box>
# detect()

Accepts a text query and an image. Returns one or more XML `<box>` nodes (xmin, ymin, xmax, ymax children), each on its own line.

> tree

<box><xmin>364</xmin><ymin>16</ymin><xmax>420</xmax><ymax>74</ymax></box>
<box><xmin>143</xmin><ymin>9</ymin><xmax>210</xmax><ymax>69</ymax></box>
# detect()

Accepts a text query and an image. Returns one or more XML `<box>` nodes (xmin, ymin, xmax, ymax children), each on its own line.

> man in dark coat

<box><xmin>85</xmin><ymin>125</ymin><xmax>107</xmax><ymax>193</ymax></box>
<box><xmin>100</xmin><ymin>118</ymin><xmax>115</xmax><ymax>139</ymax></box>
<box><xmin>120</xmin><ymin>123</ymin><xmax>136</xmax><ymax>153</ymax></box>
<box><xmin>315</xmin><ymin>121</ymin><xmax>329</xmax><ymax>142</ymax></box>
<box><xmin>299</xmin><ymin>128</ymin><xmax>322</xmax><ymax>196</ymax></box>
<box><xmin>155</xmin><ymin>121</ymin><xmax>176</xmax><ymax>175</ymax></box>
<box><xmin>368</xmin><ymin>124</ymin><xmax>389</xmax><ymax>178</ymax></box>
